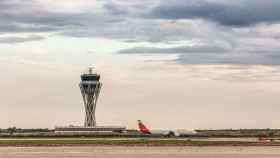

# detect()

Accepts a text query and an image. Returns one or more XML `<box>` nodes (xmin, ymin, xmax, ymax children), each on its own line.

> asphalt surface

<box><xmin>0</xmin><ymin>137</ymin><xmax>261</xmax><ymax>142</ymax></box>
<box><xmin>1</xmin><ymin>146</ymin><xmax>280</xmax><ymax>158</ymax></box>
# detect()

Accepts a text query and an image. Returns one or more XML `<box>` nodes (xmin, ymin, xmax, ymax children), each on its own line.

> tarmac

<box><xmin>1</xmin><ymin>146</ymin><xmax>280</xmax><ymax>158</ymax></box>
<box><xmin>0</xmin><ymin>137</ymin><xmax>262</xmax><ymax>142</ymax></box>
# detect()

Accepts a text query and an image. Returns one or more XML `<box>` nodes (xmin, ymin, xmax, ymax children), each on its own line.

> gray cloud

<box><xmin>149</xmin><ymin>0</ymin><xmax>280</xmax><ymax>27</ymax></box>
<box><xmin>177</xmin><ymin>52</ymin><xmax>280</xmax><ymax>65</ymax></box>
<box><xmin>0</xmin><ymin>0</ymin><xmax>112</xmax><ymax>34</ymax></box>
<box><xmin>0</xmin><ymin>35</ymin><xmax>45</xmax><ymax>44</ymax></box>
<box><xmin>103</xmin><ymin>3</ymin><xmax>128</xmax><ymax>16</ymax></box>
<box><xmin>118</xmin><ymin>45</ymin><xmax>280</xmax><ymax>65</ymax></box>
<box><xmin>0</xmin><ymin>0</ymin><xmax>280</xmax><ymax>66</ymax></box>
<box><xmin>0</xmin><ymin>0</ymin><xmax>274</xmax><ymax>42</ymax></box>
<box><xmin>118</xmin><ymin>45</ymin><xmax>228</xmax><ymax>54</ymax></box>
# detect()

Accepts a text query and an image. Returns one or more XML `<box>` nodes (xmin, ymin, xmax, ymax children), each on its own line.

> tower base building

<box><xmin>55</xmin><ymin>126</ymin><xmax>126</xmax><ymax>133</ymax></box>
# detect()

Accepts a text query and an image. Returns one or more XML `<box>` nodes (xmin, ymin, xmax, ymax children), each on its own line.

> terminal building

<box><xmin>55</xmin><ymin>126</ymin><xmax>126</xmax><ymax>133</ymax></box>
<box><xmin>55</xmin><ymin>68</ymin><xmax>126</xmax><ymax>133</ymax></box>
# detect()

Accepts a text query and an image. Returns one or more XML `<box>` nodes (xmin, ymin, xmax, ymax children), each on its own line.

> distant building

<box><xmin>55</xmin><ymin>126</ymin><xmax>126</xmax><ymax>133</ymax></box>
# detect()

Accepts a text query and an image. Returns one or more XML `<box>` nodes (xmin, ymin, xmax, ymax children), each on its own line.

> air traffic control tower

<box><xmin>79</xmin><ymin>67</ymin><xmax>102</xmax><ymax>127</ymax></box>
<box><xmin>54</xmin><ymin>67</ymin><xmax>126</xmax><ymax>133</ymax></box>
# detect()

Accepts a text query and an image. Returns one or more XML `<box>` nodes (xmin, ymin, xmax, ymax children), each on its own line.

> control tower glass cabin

<box><xmin>79</xmin><ymin>68</ymin><xmax>102</xmax><ymax>127</ymax></box>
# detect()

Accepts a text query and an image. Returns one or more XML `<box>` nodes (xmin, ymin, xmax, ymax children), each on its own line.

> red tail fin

<box><xmin>138</xmin><ymin>120</ymin><xmax>151</xmax><ymax>134</ymax></box>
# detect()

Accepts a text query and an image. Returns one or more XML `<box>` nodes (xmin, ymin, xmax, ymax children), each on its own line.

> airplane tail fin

<box><xmin>138</xmin><ymin>120</ymin><xmax>151</xmax><ymax>134</ymax></box>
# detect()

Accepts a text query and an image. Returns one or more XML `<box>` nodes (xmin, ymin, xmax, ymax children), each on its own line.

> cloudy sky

<box><xmin>1</xmin><ymin>0</ymin><xmax>280</xmax><ymax>129</ymax></box>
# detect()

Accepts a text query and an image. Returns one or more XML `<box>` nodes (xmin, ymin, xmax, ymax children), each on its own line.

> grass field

<box><xmin>0</xmin><ymin>139</ymin><xmax>279</xmax><ymax>147</ymax></box>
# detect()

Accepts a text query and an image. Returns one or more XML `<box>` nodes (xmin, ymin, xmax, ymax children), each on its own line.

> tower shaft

<box><xmin>80</xmin><ymin>83</ymin><xmax>101</xmax><ymax>126</ymax></box>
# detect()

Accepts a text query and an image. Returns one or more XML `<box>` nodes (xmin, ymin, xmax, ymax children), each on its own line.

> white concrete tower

<box><xmin>79</xmin><ymin>67</ymin><xmax>102</xmax><ymax>127</ymax></box>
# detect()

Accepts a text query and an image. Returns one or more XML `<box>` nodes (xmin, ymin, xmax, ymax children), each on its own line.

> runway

<box><xmin>0</xmin><ymin>137</ymin><xmax>262</xmax><ymax>142</ymax></box>
<box><xmin>1</xmin><ymin>146</ymin><xmax>280</xmax><ymax>158</ymax></box>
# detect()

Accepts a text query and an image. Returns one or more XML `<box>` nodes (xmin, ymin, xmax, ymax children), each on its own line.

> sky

<box><xmin>1</xmin><ymin>0</ymin><xmax>280</xmax><ymax>129</ymax></box>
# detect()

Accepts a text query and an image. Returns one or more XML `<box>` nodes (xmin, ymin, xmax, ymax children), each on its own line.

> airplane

<box><xmin>137</xmin><ymin>120</ymin><xmax>197</xmax><ymax>137</ymax></box>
